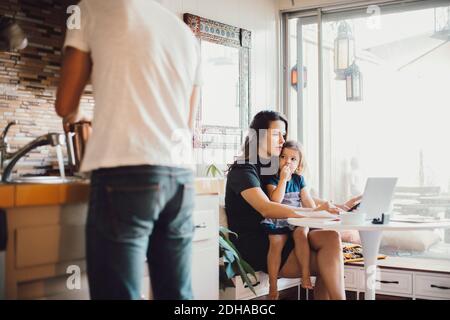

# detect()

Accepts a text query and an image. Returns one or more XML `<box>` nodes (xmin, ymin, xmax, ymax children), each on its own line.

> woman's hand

<box><xmin>337</xmin><ymin>195</ymin><xmax>363</xmax><ymax>211</ymax></box>
<box><xmin>279</xmin><ymin>165</ymin><xmax>291</xmax><ymax>182</ymax></box>
<box><xmin>314</xmin><ymin>201</ymin><xmax>341</xmax><ymax>214</ymax></box>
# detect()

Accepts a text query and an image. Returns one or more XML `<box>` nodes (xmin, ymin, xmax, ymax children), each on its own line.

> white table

<box><xmin>287</xmin><ymin>218</ymin><xmax>450</xmax><ymax>300</ymax></box>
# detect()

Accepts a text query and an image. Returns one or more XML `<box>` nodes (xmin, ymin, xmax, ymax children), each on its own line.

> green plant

<box><xmin>219</xmin><ymin>226</ymin><xmax>258</xmax><ymax>295</ymax></box>
<box><xmin>206</xmin><ymin>163</ymin><xmax>223</xmax><ymax>178</ymax></box>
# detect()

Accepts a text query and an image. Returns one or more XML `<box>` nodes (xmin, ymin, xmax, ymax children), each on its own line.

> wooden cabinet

<box><xmin>343</xmin><ymin>259</ymin><xmax>450</xmax><ymax>300</ymax></box>
<box><xmin>4</xmin><ymin>204</ymin><xmax>89</xmax><ymax>299</ymax></box>
<box><xmin>3</xmin><ymin>193</ymin><xmax>220</xmax><ymax>300</ymax></box>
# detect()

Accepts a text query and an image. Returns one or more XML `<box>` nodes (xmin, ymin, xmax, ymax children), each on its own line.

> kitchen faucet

<box><xmin>0</xmin><ymin>120</ymin><xmax>18</xmax><ymax>171</ymax></box>
<box><xmin>0</xmin><ymin>120</ymin><xmax>66</xmax><ymax>183</ymax></box>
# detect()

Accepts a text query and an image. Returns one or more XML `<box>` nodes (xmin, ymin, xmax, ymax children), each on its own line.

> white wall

<box><xmin>158</xmin><ymin>0</ymin><xmax>280</xmax><ymax>114</ymax></box>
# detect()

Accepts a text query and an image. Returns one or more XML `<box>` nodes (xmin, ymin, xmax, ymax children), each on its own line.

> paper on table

<box><xmin>294</xmin><ymin>210</ymin><xmax>338</xmax><ymax>219</ymax></box>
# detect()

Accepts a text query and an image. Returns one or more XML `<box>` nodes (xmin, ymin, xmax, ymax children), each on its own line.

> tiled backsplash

<box><xmin>0</xmin><ymin>0</ymin><xmax>93</xmax><ymax>175</ymax></box>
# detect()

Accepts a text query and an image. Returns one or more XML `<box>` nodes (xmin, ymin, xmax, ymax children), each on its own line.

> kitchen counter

<box><xmin>1</xmin><ymin>177</ymin><xmax>222</xmax><ymax>299</ymax></box>
<box><xmin>0</xmin><ymin>177</ymin><xmax>223</xmax><ymax>208</ymax></box>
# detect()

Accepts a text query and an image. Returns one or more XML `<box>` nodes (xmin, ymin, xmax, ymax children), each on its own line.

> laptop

<box><xmin>356</xmin><ymin>177</ymin><xmax>398</xmax><ymax>220</ymax></box>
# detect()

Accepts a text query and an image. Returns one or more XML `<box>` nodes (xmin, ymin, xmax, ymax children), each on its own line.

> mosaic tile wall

<box><xmin>0</xmin><ymin>0</ymin><xmax>94</xmax><ymax>176</ymax></box>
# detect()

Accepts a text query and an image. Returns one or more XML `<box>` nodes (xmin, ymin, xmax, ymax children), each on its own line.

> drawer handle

<box><xmin>244</xmin><ymin>281</ymin><xmax>260</xmax><ymax>288</ymax></box>
<box><xmin>376</xmin><ymin>280</ymin><xmax>399</xmax><ymax>284</ymax></box>
<box><xmin>195</xmin><ymin>222</ymin><xmax>207</xmax><ymax>229</ymax></box>
<box><xmin>431</xmin><ymin>284</ymin><xmax>450</xmax><ymax>290</ymax></box>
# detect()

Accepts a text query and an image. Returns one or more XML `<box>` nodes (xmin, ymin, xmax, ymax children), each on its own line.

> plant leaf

<box><xmin>221</xmin><ymin>236</ymin><xmax>242</xmax><ymax>259</ymax></box>
<box><xmin>218</xmin><ymin>226</ymin><xmax>257</xmax><ymax>295</ymax></box>
<box><xmin>220</xmin><ymin>226</ymin><xmax>238</xmax><ymax>239</ymax></box>
<box><xmin>239</xmin><ymin>259</ymin><xmax>258</xmax><ymax>283</ymax></box>
<box><xmin>224</xmin><ymin>262</ymin><xmax>235</xmax><ymax>279</ymax></box>
<box><xmin>219</xmin><ymin>237</ymin><xmax>240</xmax><ymax>260</ymax></box>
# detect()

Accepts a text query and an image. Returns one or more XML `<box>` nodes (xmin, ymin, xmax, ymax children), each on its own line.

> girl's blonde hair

<box><xmin>281</xmin><ymin>140</ymin><xmax>306</xmax><ymax>175</ymax></box>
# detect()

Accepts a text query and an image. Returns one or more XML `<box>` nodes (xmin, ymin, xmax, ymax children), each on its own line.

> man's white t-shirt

<box><xmin>63</xmin><ymin>0</ymin><xmax>201</xmax><ymax>172</ymax></box>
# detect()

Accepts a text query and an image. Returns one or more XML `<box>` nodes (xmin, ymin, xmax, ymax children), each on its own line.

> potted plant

<box><xmin>206</xmin><ymin>163</ymin><xmax>223</xmax><ymax>178</ymax></box>
<box><xmin>219</xmin><ymin>226</ymin><xmax>258</xmax><ymax>295</ymax></box>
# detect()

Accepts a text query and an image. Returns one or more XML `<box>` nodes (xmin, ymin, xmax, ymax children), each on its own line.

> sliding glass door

<box><xmin>286</xmin><ymin>15</ymin><xmax>320</xmax><ymax>197</ymax></box>
<box><xmin>284</xmin><ymin>0</ymin><xmax>450</xmax><ymax>253</ymax></box>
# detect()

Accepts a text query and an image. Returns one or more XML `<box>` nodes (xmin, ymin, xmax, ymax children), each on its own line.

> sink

<box><xmin>7</xmin><ymin>176</ymin><xmax>85</xmax><ymax>184</ymax></box>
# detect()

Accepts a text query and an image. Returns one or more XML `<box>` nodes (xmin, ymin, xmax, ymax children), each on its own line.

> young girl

<box><xmin>261</xmin><ymin>140</ymin><xmax>317</xmax><ymax>299</ymax></box>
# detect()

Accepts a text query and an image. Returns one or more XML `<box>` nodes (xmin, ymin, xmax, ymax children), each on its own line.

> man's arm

<box><xmin>188</xmin><ymin>86</ymin><xmax>200</xmax><ymax>131</ymax></box>
<box><xmin>55</xmin><ymin>47</ymin><xmax>92</xmax><ymax>127</ymax></box>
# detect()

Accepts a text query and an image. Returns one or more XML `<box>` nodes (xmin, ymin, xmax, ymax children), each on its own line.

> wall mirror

<box><xmin>184</xmin><ymin>13</ymin><xmax>251</xmax><ymax>157</ymax></box>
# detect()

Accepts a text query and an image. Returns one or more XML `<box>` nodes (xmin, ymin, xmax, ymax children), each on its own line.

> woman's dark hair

<box><xmin>228</xmin><ymin>110</ymin><xmax>288</xmax><ymax>171</ymax></box>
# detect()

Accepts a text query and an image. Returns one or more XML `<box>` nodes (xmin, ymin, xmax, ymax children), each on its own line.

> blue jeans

<box><xmin>86</xmin><ymin>165</ymin><xmax>195</xmax><ymax>300</ymax></box>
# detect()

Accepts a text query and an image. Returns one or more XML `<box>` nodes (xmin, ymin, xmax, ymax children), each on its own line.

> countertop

<box><xmin>0</xmin><ymin>177</ymin><xmax>223</xmax><ymax>208</ymax></box>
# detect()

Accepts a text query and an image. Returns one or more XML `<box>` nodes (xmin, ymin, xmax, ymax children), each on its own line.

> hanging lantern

<box><xmin>291</xmin><ymin>65</ymin><xmax>307</xmax><ymax>91</ymax></box>
<box><xmin>334</xmin><ymin>21</ymin><xmax>355</xmax><ymax>80</ymax></box>
<box><xmin>345</xmin><ymin>62</ymin><xmax>362</xmax><ymax>101</ymax></box>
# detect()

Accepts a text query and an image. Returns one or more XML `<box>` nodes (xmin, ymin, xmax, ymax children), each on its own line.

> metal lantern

<box><xmin>334</xmin><ymin>21</ymin><xmax>355</xmax><ymax>80</ymax></box>
<box><xmin>345</xmin><ymin>63</ymin><xmax>362</xmax><ymax>101</ymax></box>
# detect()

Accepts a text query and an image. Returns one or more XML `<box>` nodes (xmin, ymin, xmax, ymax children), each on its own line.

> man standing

<box><xmin>55</xmin><ymin>0</ymin><xmax>201</xmax><ymax>299</ymax></box>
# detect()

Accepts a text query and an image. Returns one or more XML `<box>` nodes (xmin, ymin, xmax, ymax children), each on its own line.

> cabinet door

<box><xmin>146</xmin><ymin>195</ymin><xmax>219</xmax><ymax>300</ymax></box>
<box><xmin>192</xmin><ymin>195</ymin><xmax>219</xmax><ymax>300</ymax></box>
<box><xmin>415</xmin><ymin>273</ymin><xmax>450</xmax><ymax>299</ymax></box>
<box><xmin>344</xmin><ymin>267</ymin><xmax>359</xmax><ymax>290</ymax></box>
<box><xmin>192</xmin><ymin>243</ymin><xmax>218</xmax><ymax>299</ymax></box>
<box><xmin>376</xmin><ymin>270</ymin><xmax>413</xmax><ymax>296</ymax></box>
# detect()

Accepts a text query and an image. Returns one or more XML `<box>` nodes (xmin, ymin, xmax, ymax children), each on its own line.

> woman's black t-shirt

<box><xmin>224</xmin><ymin>159</ymin><xmax>294</xmax><ymax>273</ymax></box>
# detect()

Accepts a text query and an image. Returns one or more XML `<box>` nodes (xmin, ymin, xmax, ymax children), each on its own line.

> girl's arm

<box><xmin>266</xmin><ymin>165</ymin><xmax>291</xmax><ymax>203</ymax></box>
<box><xmin>266</xmin><ymin>183</ymin><xmax>287</xmax><ymax>203</ymax></box>
<box><xmin>300</xmin><ymin>188</ymin><xmax>316</xmax><ymax>208</ymax></box>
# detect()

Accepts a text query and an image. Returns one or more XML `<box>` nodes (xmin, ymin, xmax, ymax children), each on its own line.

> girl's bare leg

<box><xmin>292</xmin><ymin>227</ymin><xmax>313</xmax><ymax>289</ymax></box>
<box><xmin>267</xmin><ymin>234</ymin><xmax>288</xmax><ymax>300</ymax></box>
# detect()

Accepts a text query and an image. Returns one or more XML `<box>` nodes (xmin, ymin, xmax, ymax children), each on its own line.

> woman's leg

<box><xmin>292</xmin><ymin>227</ymin><xmax>313</xmax><ymax>289</ymax></box>
<box><xmin>308</xmin><ymin>230</ymin><xmax>345</xmax><ymax>300</ymax></box>
<box><xmin>278</xmin><ymin>247</ymin><xmax>331</xmax><ymax>299</ymax></box>
<box><xmin>278</xmin><ymin>230</ymin><xmax>344</xmax><ymax>300</ymax></box>
<box><xmin>313</xmin><ymin>276</ymin><xmax>330</xmax><ymax>300</ymax></box>
<box><xmin>267</xmin><ymin>234</ymin><xmax>288</xmax><ymax>300</ymax></box>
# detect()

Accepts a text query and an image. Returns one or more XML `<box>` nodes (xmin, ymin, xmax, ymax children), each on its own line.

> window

<box><xmin>184</xmin><ymin>14</ymin><xmax>252</xmax><ymax>171</ymax></box>
<box><xmin>284</xmin><ymin>0</ymin><xmax>450</xmax><ymax>259</ymax></box>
